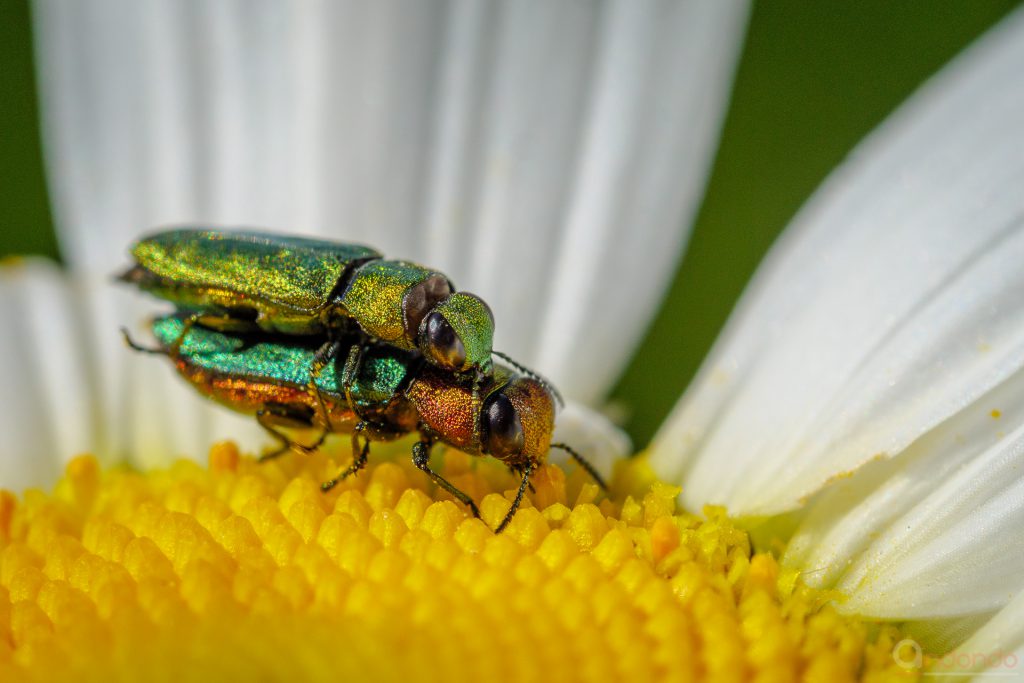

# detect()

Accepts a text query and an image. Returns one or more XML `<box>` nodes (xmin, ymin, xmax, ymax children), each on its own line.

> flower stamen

<box><xmin>0</xmin><ymin>445</ymin><xmax>917</xmax><ymax>681</ymax></box>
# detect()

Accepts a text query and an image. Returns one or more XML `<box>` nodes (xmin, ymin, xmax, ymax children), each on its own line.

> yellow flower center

<box><xmin>0</xmin><ymin>444</ymin><xmax>915</xmax><ymax>682</ymax></box>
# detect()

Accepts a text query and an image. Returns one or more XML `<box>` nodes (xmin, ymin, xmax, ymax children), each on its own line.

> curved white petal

<box><xmin>0</xmin><ymin>260</ymin><xmax>77</xmax><ymax>489</ymax></box>
<box><xmin>0</xmin><ymin>260</ymin><xmax>265</xmax><ymax>490</ymax></box>
<box><xmin>651</xmin><ymin>5</ymin><xmax>1024</xmax><ymax>524</ymax></box>
<box><xmin>785</xmin><ymin>364</ymin><xmax>1024</xmax><ymax>599</ymax></box>
<box><xmin>940</xmin><ymin>591</ymin><xmax>1024</xmax><ymax>681</ymax></box>
<box><xmin>833</xmin><ymin>419</ymin><xmax>1024</xmax><ymax>618</ymax></box>
<box><xmin>889</xmin><ymin>613</ymin><xmax>1024</xmax><ymax>681</ymax></box>
<box><xmin>32</xmin><ymin>0</ymin><xmax>749</xmax><ymax>405</ymax></box>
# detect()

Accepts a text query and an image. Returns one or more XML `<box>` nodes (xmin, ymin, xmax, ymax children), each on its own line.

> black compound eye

<box><xmin>421</xmin><ymin>311</ymin><xmax>467</xmax><ymax>371</ymax></box>
<box><xmin>403</xmin><ymin>274</ymin><xmax>452</xmax><ymax>339</ymax></box>
<box><xmin>482</xmin><ymin>392</ymin><xmax>524</xmax><ymax>459</ymax></box>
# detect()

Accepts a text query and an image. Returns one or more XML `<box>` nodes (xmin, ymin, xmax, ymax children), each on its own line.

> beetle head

<box><xmin>417</xmin><ymin>292</ymin><xmax>494</xmax><ymax>374</ymax></box>
<box><xmin>480</xmin><ymin>376</ymin><xmax>555</xmax><ymax>465</ymax></box>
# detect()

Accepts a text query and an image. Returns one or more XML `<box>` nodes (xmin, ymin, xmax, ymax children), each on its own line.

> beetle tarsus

<box><xmin>121</xmin><ymin>327</ymin><xmax>166</xmax><ymax>355</ymax></box>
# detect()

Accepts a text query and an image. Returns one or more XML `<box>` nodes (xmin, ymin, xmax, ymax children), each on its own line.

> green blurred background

<box><xmin>2</xmin><ymin>0</ymin><xmax>1021</xmax><ymax>447</ymax></box>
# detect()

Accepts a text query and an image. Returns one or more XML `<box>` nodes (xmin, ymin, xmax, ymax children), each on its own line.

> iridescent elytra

<box><xmin>120</xmin><ymin>228</ymin><xmax>496</xmax><ymax>377</ymax></box>
<box><xmin>127</xmin><ymin>315</ymin><xmax>602</xmax><ymax>533</ymax></box>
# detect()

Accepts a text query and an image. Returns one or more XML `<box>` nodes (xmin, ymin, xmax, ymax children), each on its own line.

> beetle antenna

<box><xmin>120</xmin><ymin>327</ymin><xmax>166</xmax><ymax>356</ymax></box>
<box><xmin>492</xmin><ymin>350</ymin><xmax>564</xmax><ymax>408</ymax></box>
<box><xmin>550</xmin><ymin>442</ymin><xmax>607</xmax><ymax>491</ymax></box>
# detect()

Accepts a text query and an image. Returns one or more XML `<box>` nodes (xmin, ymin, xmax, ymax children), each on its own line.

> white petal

<box><xmin>942</xmin><ymin>591</ymin><xmax>1024</xmax><ymax>681</ymax></box>
<box><xmin>785</xmin><ymin>365</ymin><xmax>1024</xmax><ymax>595</ymax></box>
<box><xmin>32</xmin><ymin>0</ymin><xmax>749</xmax><ymax>403</ymax></box>
<box><xmin>0</xmin><ymin>260</ymin><xmax>78</xmax><ymax>489</ymax></box>
<box><xmin>651</xmin><ymin>6</ymin><xmax>1024</xmax><ymax>519</ymax></box>
<box><xmin>0</xmin><ymin>261</ymin><xmax>267</xmax><ymax>490</ymax></box>
<box><xmin>832</xmin><ymin>419</ymin><xmax>1024</xmax><ymax>618</ymax></box>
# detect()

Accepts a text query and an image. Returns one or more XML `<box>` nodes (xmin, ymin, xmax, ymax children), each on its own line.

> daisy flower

<box><xmin>0</xmin><ymin>1</ymin><xmax>1021</xmax><ymax>680</ymax></box>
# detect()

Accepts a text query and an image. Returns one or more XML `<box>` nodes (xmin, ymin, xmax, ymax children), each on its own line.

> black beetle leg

<box><xmin>308</xmin><ymin>339</ymin><xmax>342</xmax><ymax>431</ymax></box>
<box><xmin>495</xmin><ymin>462</ymin><xmax>535</xmax><ymax>534</ymax></box>
<box><xmin>340</xmin><ymin>343</ymin><xmax>368</xmax><ymax>421</ymax></box>
<box><xmin>121</xmin><ymin>327</ymin><xmax>166</xmax><ymax>355</ymax></box>
<box><xmin>307</xmin><ymin>339</ymin><xmax>344</xmax><ymax>430</ymax></box>
<box><xmin>412</xmin><ymin>438</ymin><xmax>480</xmax><ymax>519</ymax></box>
<box><xmin>321</xmin><ymin>421</ymin><xmax>371</xmax><ymax>491</ymax></box>
<box><xmin>550</xmin><ymin>442</ymin><xmax>607</xmax><ymax>491</ymax></box>
<box><xmin>256</xmin><ymin>404</ymin><xmax>328</xmax><ymax>462</ymax></box>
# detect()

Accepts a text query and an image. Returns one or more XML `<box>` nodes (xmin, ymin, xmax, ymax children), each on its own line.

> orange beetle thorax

<box><xmin>405</xmin><ymin>366</ymin><xmax>492</xmax><ymax>453</ymax></box>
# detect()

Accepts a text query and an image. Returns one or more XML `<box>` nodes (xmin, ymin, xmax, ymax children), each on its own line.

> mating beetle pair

<box><xmin>121</xmin><ymin>229</ymin><xmax>603</xmax><ymax>532</ymax></box>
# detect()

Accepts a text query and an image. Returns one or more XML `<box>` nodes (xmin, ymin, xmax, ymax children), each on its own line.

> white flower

<box><xmin>650</xmin><ymin>5</ymin><xmax>1024</xmax><ymax>676</ymax></box>
<box><xmin>4</xmin><ymin>1</ymin><xmax>1024</xmax><ymax>678</ymax></box>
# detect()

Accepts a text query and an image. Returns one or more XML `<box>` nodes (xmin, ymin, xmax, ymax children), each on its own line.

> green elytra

<box><xmin>121</xmin><ymin>228</ymin><xmax>495</xmax><ymax>376</ymax></box>
<box><xmin>139</xmin><ymin>316</ymin><xmax>601</xmax><ymax>532</ymax></box>
<box><xmin>151</xmin><ymin>316</ymin><xmax>419</xmax><ymax>415</ymax></box>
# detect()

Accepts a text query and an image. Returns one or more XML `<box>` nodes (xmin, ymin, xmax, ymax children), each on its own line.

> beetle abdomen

<box><xmin>130</xmin><ymin>228</ymin><xmax>380</xmax><ymax>321</ymax></box>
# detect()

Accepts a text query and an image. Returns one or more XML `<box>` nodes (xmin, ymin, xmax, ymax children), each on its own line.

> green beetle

<box><xmin>120</xmin><ymin>228</ymin><xmax>496</xmax><ymax>377</ymax></box>
<box><xmin>126</xmin><ymin>315</ymin><xmax>601</xmax><ymax>533</ymax></box>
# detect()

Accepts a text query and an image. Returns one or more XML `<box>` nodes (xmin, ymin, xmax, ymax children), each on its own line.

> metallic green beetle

<box><xmin>120</xmin><ymin>228</ymin><xmax>496</xmax><ymax>377</ymax></box>
<box><xmin>128</xmin><ymin>315</ymin><xmax>601</xmax><ymax>533</ymax></box>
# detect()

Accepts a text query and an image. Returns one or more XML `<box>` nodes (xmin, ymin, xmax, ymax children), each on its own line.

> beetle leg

<box><xmin>550</xmin><ymin>442</ymin><xmax>607</xmax><ymax>491</ymax></box>
<box><xmin>320</xmin><ymin>421</ymin><xmax>371</xmax><ymax>491</ymax></box>
<box><xmin>256</xmin><ymin>404</ymin><xmax>328</xmax><ymax>461</ymax></box>
<box><xmin>495</xmin><ymin>462</ymin><xmax>535</xmax><ymax>534</ymax></box>
<box><xmin>308</xmin><ymin>339</ymin><xmax>342</xmax><ymax>432</ymax></box>
<box><xmin>340</xmin><ymin>343</ymin><xmax>367</xmax><ymax>421</ymax></box>
<box><xmin>121</xmin><ymin>327</ymin><xmax>166</xmax><ymax>355</ymax></box>
<box><xmin>411</xmin><ymin>439</ymin><xmax>480</xmax><ymax>519</ymax></box>
<box><xmin>124</xmin><ymin>314</ymin><xmax>241</xmax><ymax>358</ymax></box>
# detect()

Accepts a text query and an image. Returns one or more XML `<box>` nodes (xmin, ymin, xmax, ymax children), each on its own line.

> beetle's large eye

<box><xmin>481</xmin><ymin>392</ymin><xmax>524</xmax><ymax>459</ymax></box>
<box><xmin>420</xmin><ymin>311</ymin><xmax>467</xmax><ymax>371</ymax></box>
<box><xmin>403</xmin><ymin>274</ymin><xmax>451</xmax><ymax>339</ymax></box>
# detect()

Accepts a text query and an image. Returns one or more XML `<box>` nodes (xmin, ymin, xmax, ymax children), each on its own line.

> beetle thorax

<box><xmin>405</xmin><ymin>367</ymin><xmax>482</xmax><ymax>453</ymax></box>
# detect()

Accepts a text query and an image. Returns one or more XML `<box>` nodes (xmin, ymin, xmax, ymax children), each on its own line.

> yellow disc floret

<box><xmin>0</xmin><ymin>445</ymin><xmax>916</xmax><ymax>682</ymax></box>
